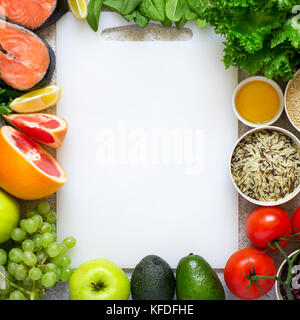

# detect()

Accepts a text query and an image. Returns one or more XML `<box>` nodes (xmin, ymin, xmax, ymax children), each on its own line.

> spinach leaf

<box><xmin>175</xmin><ymin>0</ymin><xmax>197</xmax><ymax>28</ymax></box>
<box><xmin>166</xmin><ymin>0</ymin><xmax>185</xmax><ymax>22</ymax></box>
<box><xmin>187</xmin><ymin>0</ymin><xmax>210</xmax><ymax>17</ymax></box>
<box><xmin>139</xmin><ymin>0</ymin><xmax>166</xmax><ymax>21</ymax></box>
<box><xmin>161</xmin><ymin>17</ymin><xmax>173</xmax><ymax>27</ymax></box>
<box><xmin>103</xmin><ymin>0</ymin><xmax>142</xmax><ymax>16</ymax></box>
<box><xmin>124</xmin><ymin>11</ymin><xmax>137</xmax><ymax>22</ymax></box>
<box><xmin>87</xmin><ymin>0</ymin><xmax>103</xmax><ymax>32</ymax></box>
<box><xmin>176</xmin><ymin>15</ymin><xmax>187</xmax><ymax>29</ymax></box>
<box><xmin>134</xmin><ymin>10</ymin><xmax>149</xmax><ymax>27</ymax></box>
<box><xmin>184</xmin><ymin>0</ymin><xmax>197</xmax><ymax>21</ymax></box>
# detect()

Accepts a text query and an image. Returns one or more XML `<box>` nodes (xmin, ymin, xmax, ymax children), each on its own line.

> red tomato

<box><xmin>224</xmin><ymin>248</ymin><xmax>276</xmax><ymax>300</ymax></box>
<box><xmin>292</xmin><ymin>207</ymin><xmax>300</xmax><ymax>240</ymax></box>
<box><xmin>245</xmin><ymin>206</ymin><xmax>291</xmax><ymax>250</ymax></box>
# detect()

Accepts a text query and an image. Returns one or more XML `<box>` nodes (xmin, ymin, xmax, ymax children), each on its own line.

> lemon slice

<box><xmin>68</xmin><ymin>0</ymin><xmax>88</xmax><ymax>20</ymax></box>
<box><xmin>10</xmin><ymin>85</ymin><xmax>61</xmax><ymax>113</ymax></box>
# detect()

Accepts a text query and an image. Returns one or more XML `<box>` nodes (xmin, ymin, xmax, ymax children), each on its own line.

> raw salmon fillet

<box><xmin>0</xmin><ymin>20</ymin><xmax>52</xmax><ymax>91</ymax></box>
<box><xmin>0</xmin><ymin>0</ymin><xmax>57</xmax><ymax>30</ymax></box>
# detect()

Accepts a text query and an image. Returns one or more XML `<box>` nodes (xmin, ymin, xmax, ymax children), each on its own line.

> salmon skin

<box><xmin>0</xmin><ymin>0</ymin><xmax>68</xmax><ymax>30</ymax></box>
<box><xmin>0</xmin><ymin>20</ymin><xmax>55</xmax><ymax>91</ymax></box>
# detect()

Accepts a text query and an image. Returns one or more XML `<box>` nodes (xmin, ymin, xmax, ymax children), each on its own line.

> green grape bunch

<box><xmin>0</xmin><ymin>201</ymin><xmax>76</xmax><ymax>300</ymax></box>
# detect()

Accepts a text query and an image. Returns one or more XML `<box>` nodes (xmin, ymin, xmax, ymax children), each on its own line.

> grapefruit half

<box><xmin>0</xmin><ymin>126</ymin><xmax>67</xmax><ymax>200</ymax></box>
<box><xmin>4</xmin><ymin>113</ymin><xmax>68</xmax><ymax>149</ymax></box>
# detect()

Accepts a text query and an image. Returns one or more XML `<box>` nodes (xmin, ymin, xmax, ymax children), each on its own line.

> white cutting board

<box><xmin>56</xmin><ymin>12</ymin><xmax>238</xmax><ymax>269</ymax></box>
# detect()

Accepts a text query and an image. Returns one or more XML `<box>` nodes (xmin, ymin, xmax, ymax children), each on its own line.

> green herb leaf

<box><xmin>0</xmin><ymin>87</ymin><xmax>21</xmax><ymax>115</ymax></box>
<box><xmin>0</xmin><ymin>104</ymin><xmax>12</xmax><ymax>116</ymax></box>
<box><xmin>166</xmin><ymin>0</ymin><xmax>185</xmax><ymax>22</ymax></box>
<box><xmin>139</xmin><ymin>0</ymin><xmax>166</xmax><ymax>21</ymax></box>
<box><xmin>87</xmin><ymin>0</ymin><xmax>103</xmax><ymax>32</ymax></box>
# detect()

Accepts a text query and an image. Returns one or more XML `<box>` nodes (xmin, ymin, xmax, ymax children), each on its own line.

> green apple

<box><xmin>0</xmin><ymin>189</ymin><xmax>20</xmax><ymax>243</ymax></box>
<box><xmin>69</xmin><ymin>258</ymin><xmax>130</xmax><ymax>300</ymax></box>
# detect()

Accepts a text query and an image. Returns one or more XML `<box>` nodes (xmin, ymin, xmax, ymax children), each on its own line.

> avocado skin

<box><xmin>176</xmin><ymin>254</ymin><xmax>225</xmax><ymax>300</ymax></box>
<box><xmin>131</xmin><ymin>255</ymin><xmax>176</xmax><ymax>300</ymax></box>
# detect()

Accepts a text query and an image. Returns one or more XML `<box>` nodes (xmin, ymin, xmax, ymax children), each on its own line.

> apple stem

<box><xmin>91</xmin><ymin>282</ymin><xmax>105</xmax><ymax>291</ymax></box>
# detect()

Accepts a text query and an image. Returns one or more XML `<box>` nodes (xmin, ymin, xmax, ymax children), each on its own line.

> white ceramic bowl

<box><xmin>229</xmin><ymin>126</ymin><xmax>300</xmax><ymax>206</ymax></box>
<box><xmin>232</xmin><ymin>76</ymin><xmax>284</xmax><ymax>128</ymax></box>
<box><xmin>284</xmin><ymin>69</ymin><xmax>300</xmax><ymax>133</ymax></box>
<box><xmin>275</xmin><ymin>249</ymin><xmax>300</xmax><ymax>300</ymax></box>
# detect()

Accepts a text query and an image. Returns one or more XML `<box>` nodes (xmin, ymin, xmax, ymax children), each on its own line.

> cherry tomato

<box><xmin>245</xmin><ymin>206</ymin><xmax>291</xmax><ymax>250</ymax></box>
<box><xmin>292</xmin><ymin>207</ymin><xmax>300</xmax><ymax>240</ymax></box>
<box><xmin>224</xmin><ymin>247</ymin><xmax>276</xmax><ymax>300</ymax></box>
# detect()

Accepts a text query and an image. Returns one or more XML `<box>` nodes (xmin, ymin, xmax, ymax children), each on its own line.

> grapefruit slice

<box><xmin>4</xmin><ymin>113</ymin><xmax>68</xmax><ymax>149</ymax></box>
<box><xmin>0</xmin><ymin>126</ymin><xmax>67</xmax><ymax>200</ymax></box>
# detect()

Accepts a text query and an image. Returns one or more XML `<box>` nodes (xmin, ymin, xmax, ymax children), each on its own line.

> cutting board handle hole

<box><xmin>101</xmin><ymin>24</ymin><xmax>193</xmax><ymax>41</ymax></box>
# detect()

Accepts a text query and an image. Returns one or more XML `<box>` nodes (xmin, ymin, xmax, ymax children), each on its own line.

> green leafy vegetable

<box><xmin>175</xmin><ymin>0</ymin><xmax>198</xmax><ymax>28</ymax></box>
<box><xmin>196</xmin><ymin>18</ymin><xmax>207</xmax><ymax>29</ymax></box>
<box><xmin>0</xmin><ymin>88</ymin><xmax>21</xmax><ymax>116</ymax></box>
<box><xmin>87</xmin><ymin>0</ymin><xmax>205</xmax><ymax>31</ymax></box>
<box><xmin>139</xmin><ymin>0</ymin><xmax>166</xmax><ymax>21</ymax></box>
<box><xmin>87</xmin><ymin>0</ymin><xmax>103</xmax><ymax>32</ymax></box>
<box><xmin>190</xmin><ymin>0</ymin><xmax>300</xmax><ymax>79</ymax></box>
<box><xmin>0</xmin><ymin>105</ymin><xmax>12</xmax><ymax>116</ymax></box>
<box><xmin>103</xmin><ymin>0</ymin><xmax>142</xmax><ymax>16</ymax></box>
<box><xmin>184</xmin><ymin>1</ymin><xmax>197</xmax><ymax>21</ymax></box>
<box><xmin>166</xmin><ymin>0</ymin><xmax>185</xmax><ymax>22</ymax></box>
<box><xmin>134</xmin><ymin>10</ymin><xmax>149</xmax><ymax>27</ymax></box>
<box><xmin>161</xmin><ymin>17</ymin><xmax>173</xmax><ymax>27</ymax></box>
<box><xmin>176</xmin><ymin>15</ymin><xmax>186</xmax><ymax>29</ymax></box>
<box><xmin>85</xmin><ymin>0</ymin><xmax>300</xmax><ymax>79</ymax></box>
<box><xmin>124</xmin><ymin>10</ymin><xmax>137</xmax><ymax>22</ymax></box>
<box><xmin>272</xmin><ymin>15</ymin><xmax>300</xmax><ymax>48</ymax></box>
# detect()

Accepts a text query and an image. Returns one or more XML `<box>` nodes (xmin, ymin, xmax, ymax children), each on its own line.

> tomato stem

<box><xmin>244</xmin><ymin>259</ymin><xmax>271</xmax><ymax>297</ymax></box>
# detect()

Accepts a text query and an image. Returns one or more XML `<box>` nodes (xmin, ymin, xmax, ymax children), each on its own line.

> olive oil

<box><xmin>235</xmin><ymin>80</ymin><xmax>279</xmax><ymax>124</ymax></box>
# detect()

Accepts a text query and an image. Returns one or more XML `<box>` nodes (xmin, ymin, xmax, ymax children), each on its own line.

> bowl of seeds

<box><xmin>230</xmin><ymin>126</ymin><xmax>300</xmax><ymax>206</ymax></box>
<box><xmin>285</xmin><ymin>69</ymin><xmax>300</xmax><ymax>132</ymax></box>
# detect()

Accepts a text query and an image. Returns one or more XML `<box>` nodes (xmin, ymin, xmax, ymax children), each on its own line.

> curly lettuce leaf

<box><xmin>189</xmin><ymin>0</ymin><xmax>285</xmax><ymax>52</ymax></box>
<box><xmin>188</xmin><ymin>0</ymin><xmax>300</xmax><ymax>79</ymax></box>
<box><xmin>272</xmin><ymin>14</ymin><xmax>300</xmax><ymax>48</ymax></box>
<box><xmin>264</xmin><ymin>46</ymin><xmax>299</xmax><ymax>79</ymax></box>
<box><xmin>223</xmin><ymin>40</ymin><xmax>270</xmax><ymax>75</ymax></box>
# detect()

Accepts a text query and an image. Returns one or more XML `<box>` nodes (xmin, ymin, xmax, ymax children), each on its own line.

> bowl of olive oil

<box><xmin>232</xmin><ymin>76</ymin><xmax>284</xmax><ymax>127</ymax></box>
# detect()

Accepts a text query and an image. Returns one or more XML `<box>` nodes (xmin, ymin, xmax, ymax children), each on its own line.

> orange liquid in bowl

<box><xmin>235</xmin><ymin>80</ymin><xmax>280</xmax><ymax>124</ymax></box>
